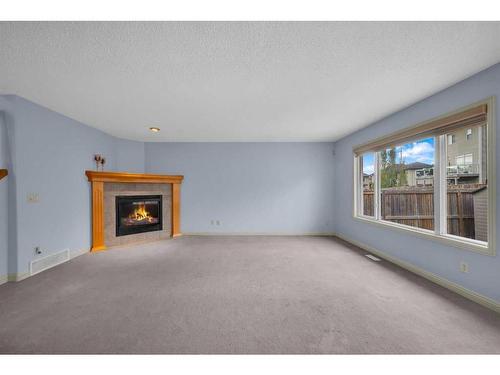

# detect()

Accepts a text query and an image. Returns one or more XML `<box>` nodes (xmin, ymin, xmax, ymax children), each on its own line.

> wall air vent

<box><xmin>30</xmin><ymin>249</ymin><xmax>70</xmax><ymax>276</ymax></box>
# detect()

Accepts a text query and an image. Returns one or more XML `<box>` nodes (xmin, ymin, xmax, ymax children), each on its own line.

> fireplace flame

<box><xmin>129</xmin><ymin>204</ymin><xmax>155</xmax><ymax>223</ymax></box>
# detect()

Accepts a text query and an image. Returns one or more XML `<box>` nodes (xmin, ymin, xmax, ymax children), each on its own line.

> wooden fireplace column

<box><xmin>85</xmin><ymin>171</ymin><xmax>184</xmax><ymax>252</ymax></box>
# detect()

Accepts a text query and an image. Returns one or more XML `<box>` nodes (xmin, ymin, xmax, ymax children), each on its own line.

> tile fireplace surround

<box><xmin>105</xmin><ymin>183</ymin><xmax>170</xmax><ymax>247</ymax></box>
<box><xmin>85</xmin><ymin>171</ymin><xmax>184</xmax><ymax>251</ymax></box>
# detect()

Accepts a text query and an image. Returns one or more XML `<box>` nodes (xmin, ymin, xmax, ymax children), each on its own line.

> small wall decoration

<box><xmin>94</xmin><ymin>154</ymin><xmax>106</xmax><ymax>171</ymax></box>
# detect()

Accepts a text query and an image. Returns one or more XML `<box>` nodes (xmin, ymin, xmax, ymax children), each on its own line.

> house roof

<box><xmin>403</xmin><ymin>162</ymin><xmax>433</xmax><ymax>170</ymax></box>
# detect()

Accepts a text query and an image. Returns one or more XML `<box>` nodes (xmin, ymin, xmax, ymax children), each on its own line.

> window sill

<box><xmin>352</xmin><ymin>215</ymin><xmax>494</xmax><ymax>256</ymax></box>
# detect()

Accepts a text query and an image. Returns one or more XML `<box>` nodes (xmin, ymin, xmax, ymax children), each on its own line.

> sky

<box><xmin>362</xmin><ymin>137</ymin><xmax>435</xmax><ymax>175</ymax></box>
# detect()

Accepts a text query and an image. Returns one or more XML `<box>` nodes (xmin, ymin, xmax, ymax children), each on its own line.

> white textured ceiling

<box><xmin>1</xmin><ymin>22</ymin><xmax>500</xmax><ymax>142</ymax></box>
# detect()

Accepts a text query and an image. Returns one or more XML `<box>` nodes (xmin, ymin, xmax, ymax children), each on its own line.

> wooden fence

<box><xmin>363</xmin><ymin>192</ymin><xmax>375</xmax><ymax>217</ymax></box>
<box><xmin>363</xmin><ymin>185</ymin><xmax>484</xmax><ymax>239</ymax></box>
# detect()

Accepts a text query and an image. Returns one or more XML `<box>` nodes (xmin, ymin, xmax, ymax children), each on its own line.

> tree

<box><xmin>380</xmin><ymin>148</ymin><xmax>407</xmax><ymax>188</ymax></box>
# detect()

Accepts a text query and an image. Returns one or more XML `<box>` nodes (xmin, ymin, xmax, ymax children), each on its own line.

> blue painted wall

<box><xmin>1</xmin><ymin>96</ymin><xmax>336</xmax><ymax>278</ymax></box>
<box><xmin>333</xmin><ymin>63</ymin><xmax>500</xmax><ymax>302</ymax></box>
<box><xmin>2</xmin><ymin>63</ymin><xmax>499</xmax><ymax>306</ymax></box>
<box><xmin>145</xmin><ymin>142</ymin><xmax>336</xmax><ymax>234</ymax></box>
<box><xmin>0</xmin><ymin>95</ymin><xmax>145</xmax><ymax>276</ymax></box>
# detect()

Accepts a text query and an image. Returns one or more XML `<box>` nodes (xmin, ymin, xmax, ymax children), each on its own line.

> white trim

<box><xmin>334</xmin><ymin>231</ymin><xmax>500</xmax><ymax>314</ymax></box>
<box><xmin>70</xmin><ymin>247</ymin><xmax>90</xmax><ymax>259</ymax></box>
<box><xmin>437</xmin><ymin>134</ymin><xmax>447</xmax><ymax>235</ymax></box>
<box><xmin>184</xmin><ymin>232</ymin><xmax>337</xmax><ymax>236</ymax></box>
<box><xmin>353</xmin><ymin>152</ymin><xmax>360</xmax><ymax>217</ymax></box>
<box><xmin>434</xmin><ymin>135</ymin><xmax>441</xmax><ymax>234</ymax></box>
<box><xmin>7</xmin><ymin>272</ymin><xmax>30</xmax><ymax>282</ymax></box>
<box><xmin>353</xmin><ymin>214</ymin><xmax>491</xmax><ymax>255</ymax></box>
<box><xmin>354</xmin><ymin>153</ymin><xmax>358</xmax><ymax>215</ymax></box>
<box><xmin>3</xmin><ymin>248</ymin><xmax>89</xmax><ymax>284</ymax></box>
<box><xmin>374</xmin><ymin>153</ymin><xmax>380</xmax><ymax>220</ymax></box>
<box><xmin>486</xmin><ymin>96</ymin><xmax>496</xmax><ymax>253</ymax></box>
<box><xmin>354</xmin><ymin>152</ymin><xmax>377</xmax><ymax>219</ymax></box>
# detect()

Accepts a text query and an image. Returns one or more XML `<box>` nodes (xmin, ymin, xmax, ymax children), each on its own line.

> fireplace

<box><xmin>116</xmin><ymin>195</ymin><xmax>163</xmax><ymax>237</ymax></box>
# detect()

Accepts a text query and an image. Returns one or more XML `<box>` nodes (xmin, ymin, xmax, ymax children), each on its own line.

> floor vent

<box><xmin>365</xmin><ymin>254</ymin><xmax>381</xmax><ymax>262</ymax></box>
<box><xmin>30</xmin><ymin>249</ymin><xmax>70</xmax><ymax>276</ymax></box>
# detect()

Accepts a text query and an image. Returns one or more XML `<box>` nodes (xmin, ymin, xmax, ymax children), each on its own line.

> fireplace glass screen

<box><xmin>116</xmin><ymin>195</ymin><xmax>163</xmax><ymax>236</ymax></box>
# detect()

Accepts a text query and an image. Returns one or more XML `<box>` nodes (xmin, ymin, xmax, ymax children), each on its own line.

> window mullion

<box><xmin>437</xmin><ymin>135</ymin><xmax>447</xmax><ymax>235</ymax></box>
<box><xmin>357</xmin><ymin>156</ymin><xmax>362</xmax><ymax>216</ymax></box>
<box><xmin>374</xmin><ymin>152</ymin><xmax>380</xmax><ymax>221</ymax></box>
<box><xmin>434</xmin><ymin>136</ymin><xmax>441</xmax><ymax>235</ymax></box>
<box><xmin>354</xmin><ymin>155</ymin><xmax>361</xmax><ymax>217</ymax></box>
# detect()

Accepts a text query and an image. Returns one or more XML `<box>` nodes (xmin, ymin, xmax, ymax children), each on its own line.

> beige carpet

<box><xmin>0</xmin><ymin>236</ymin><xmax>499</xmax><ymax>354</ymax></box>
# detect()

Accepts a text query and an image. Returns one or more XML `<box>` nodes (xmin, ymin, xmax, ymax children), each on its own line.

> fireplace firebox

<box><xmin>116</xmin><ymin>195</ymin><xmax>163</xmax><ymax>237</ymax></box>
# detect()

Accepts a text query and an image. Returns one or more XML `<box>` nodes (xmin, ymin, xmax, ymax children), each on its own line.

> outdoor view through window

<box><xmin>379</xmin><ymin>137</ymin><xmax>435</xmax><ymax>230</ymax></box>
<box><xmin>356</xmin><ymin>102</ymin><xmax>491</xmax><ymax>250</ymax></box>
<box><xmin>358</xmin><ymin>125</ymin><xmax>488</xmax><ymax>243</ymax></box>
<box><xmin>445</xmin><ymin>123</ymin><xmax>488</xmax><ymax>242</ymax></box>
<box><xmin>361</xmin><ymin>153</ymin><xmax>375</xmax><ymax>217</ymax></box>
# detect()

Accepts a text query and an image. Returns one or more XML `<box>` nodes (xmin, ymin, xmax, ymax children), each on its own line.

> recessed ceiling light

<box><xmin>149</xmin><ymin>127</ymin><xmax>161</xmax><ymax>133</ymax></box>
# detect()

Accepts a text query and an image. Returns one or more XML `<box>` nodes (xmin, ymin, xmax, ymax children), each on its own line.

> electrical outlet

<box><xmin>35</xmin><ymin>246</ymin><xmax>42</xmax><ymax>255</ymax></box>
<box><xmin>216</xmin><ymin>220</ymin><xmax>220</xmax><ymax>226</ymax></box>
<box><xmin>27</xmin><ymin>193</ymin><xmax>40</xmax><ymax>203</ymax></box>
<box><xmin>460</xmin><ymin>261</ymin><xmax>469</xmax><ymax>273</ymax></box>
<box><xmin>210</xmin><ymin>220</ymin><xmax>215</xmax><ymax>225</ymax></box>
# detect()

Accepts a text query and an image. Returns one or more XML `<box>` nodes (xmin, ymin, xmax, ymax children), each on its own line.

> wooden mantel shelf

<box><xmin>0</xmin><ymin>169</ymin><xmax>7</xmax><ymax>181</ymax></box>
<box><xmin>85</xmin><ymin>170</ymin><xmax>184</xmax><ymax>252</ymax></box>
<box><xmin>85</xmin><ymin>170</ymin><xmax>183</xmax><ymax>184</ymax></box>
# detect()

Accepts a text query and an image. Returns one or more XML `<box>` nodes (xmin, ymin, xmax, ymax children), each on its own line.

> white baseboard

<box><xmin>7</xmin><ymin>272</ymin><xmax>30</xmax><ymax>282</ymax></box>
<box><xmin>184</xmin><ymin>232</ymin><xmax>337</xmax><ymax>236</ymax></box>
<box><xmin>70</xmin><ymin>247</ymin><xmax>90</xmax><ymax>259</ymax></box>
<box><xmin>5</xmin><ymin>248</ymin><xmax>89</xmax><ymax>284</ymax></box>
<box><xmin>334</xmin><ymin>232</ymin><xmax>500</xmax><ymax>314</ymax></box>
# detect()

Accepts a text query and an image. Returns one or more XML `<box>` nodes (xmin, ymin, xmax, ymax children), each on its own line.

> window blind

<box><xmin>353</xmin><ymin>104</ymin><xmax>487</xmax><ymax>155</ymax></box>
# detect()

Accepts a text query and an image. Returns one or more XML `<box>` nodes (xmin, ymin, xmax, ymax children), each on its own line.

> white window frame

<box><xmin>355</xmin><ymin>153</ymin><xmax>377</xmax><ymax>219</ymax></box>
<box><xmin>353</xmin><ymin>97</ymin><xmax>496</xmax><ymax>256</ymax></box>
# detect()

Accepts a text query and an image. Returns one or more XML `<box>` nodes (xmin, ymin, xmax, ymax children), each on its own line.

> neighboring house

<box><xmin>446</xmin><ymin>124</ymin><xmax>487</xmax><ymax>185</ymax></box>
<box><xmin>472</xmin><ymin>186</ymin><xmax>488</xmax><ymax>242</ymax></box>
<box><xmin>363</xmin><ymin>173</ymin><xmax>374</xmax><ymax>191</ymax></box>
<box><xmin>404</xmin><ymin>162</ymin><xmax>434</xmax><ymax>187</ymax></box>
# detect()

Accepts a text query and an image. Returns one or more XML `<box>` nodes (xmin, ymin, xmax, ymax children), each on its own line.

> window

<box><xmin>354</xmin><ymin>100</ymin><xmax>494</xmax><ymax>255</ymax></box>
<box><xmin>456</xmin><ymin>154</ymin><xmax>473</xmax><ymax>165</ymax></box>
<box><xmin>358</xmin><ymin>153</ymin><xmax>375</xmax><ymax>217</ymax></box>
<box><xmin>464</xmin><ymin>153</ymin><xmax>473</xmax><ymax>165</ymax></box>
<box><xmin>466</xmin><ymin>128</ymin><xmax>472</xmax><ymax>140</ymax></box>
<box><xmin>446</xmin><ymin>124</ymin><xmax>485</xmax><ymax>241</ymax></box>
<box><xmin>378</xmin><ymin>137</ymin><xmax>435</xmax><ymax>231</ymax></box>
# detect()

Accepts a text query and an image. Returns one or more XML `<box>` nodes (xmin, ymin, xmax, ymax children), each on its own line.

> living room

<box><xmin>1</xmin><ymin>1</ymin><xmax>500</xmax><ymax>372</ymax></box>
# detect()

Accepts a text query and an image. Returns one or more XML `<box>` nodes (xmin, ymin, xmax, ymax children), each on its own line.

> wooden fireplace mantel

<box><xmin>0</xmin><ymin>169</ymin><xmax>7</xmax><ymax>181</ymax></box>
<box><xmin>85</xmin><ymin>171</ymin><xmax>183</xmax><ymax>184</ymax></box>
<box><xmin>85</xmin><ymin>171</ymin><xmax>184</xmax><ymax>252</ymax></box>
